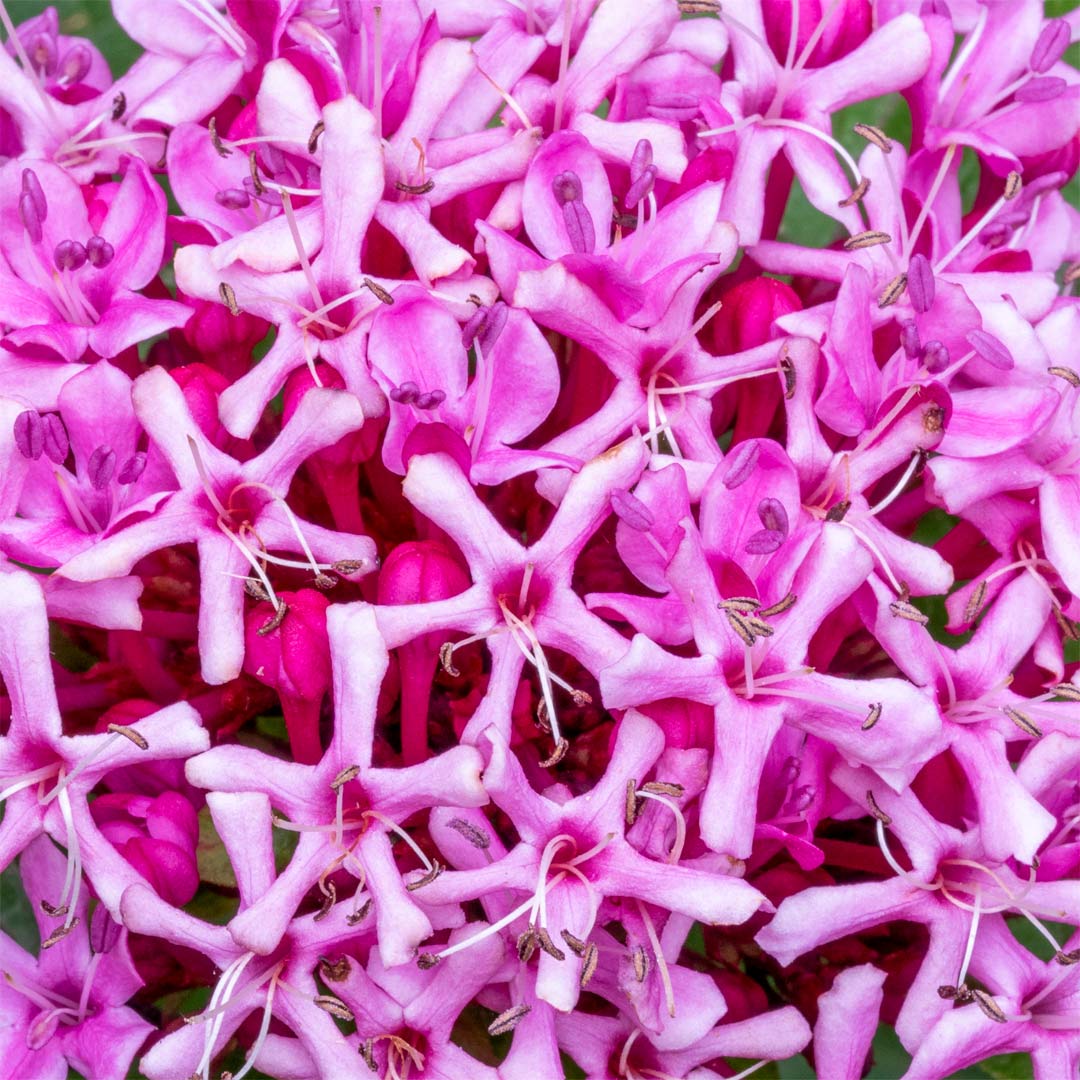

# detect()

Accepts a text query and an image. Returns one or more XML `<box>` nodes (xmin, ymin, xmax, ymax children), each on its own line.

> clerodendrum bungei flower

<box><xmin>0</xmin><ymin>1</ymin><xmax>1077</xmax><ymax>1078</ymax></box>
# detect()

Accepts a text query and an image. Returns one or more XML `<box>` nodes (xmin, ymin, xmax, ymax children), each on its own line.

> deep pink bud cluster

<box><xmin>0</xmin><ymin>2</ymin><xmax>1078</xmax><ymax>1079</ymax></box>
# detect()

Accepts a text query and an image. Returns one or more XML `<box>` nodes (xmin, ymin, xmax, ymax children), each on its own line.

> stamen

<box><xmin>955</xmin><ymin>886</ymin><xmax>982</xmax><ymax>988</ymax></box>
<box><xmin>843</xmin><ymin>231</ymin><xmax>892</xmax><ymax>251</ymax></box>
<box><xmin>634</xmin><ymin>790</ymin><xmax>686</xmax><ymax>863</ymax></box>
<box><xmin>878</xmin><ymin>273</ymin><xmax>908</xmax><ymax>308</ymax></box>
<box><xmin>863</xmin><ymin>703</ymin><xmax>882</xmax><ymax>731</ymax></box>
<box><xmin>1048</xmin><ymin>366</ymin><xmax>1080</xmax><ymax>388</ymax></box>
<box><xmin>1002</xmin><ymin>706</ymin><xmax>1041</xmax><ymax>738</ymax></box>
<box><xmin>853</xmin><ymin>123</ymin><xmax>892</xmax><ymax>153</ymax></box>
<box><xmin>971</xmin><ymin>988</ymin><xmax>1008</xmax><ymax>1024</ymax></box>
<box><xmin>488</xmin><ymin>1004</ymin><xmax>530</xmax><ymax>1036</ymax></box>
<box><xmin>631</xmin><ymin>943</ymin><xmax>649</xmax><ymax>982</ymax></box>
<box><xmin>636</xmin><ymin>899</ymin><xmax>675</xmax><ymax>1017</ymax></box>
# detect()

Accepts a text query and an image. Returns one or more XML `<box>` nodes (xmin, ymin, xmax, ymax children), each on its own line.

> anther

<box><xmin>42</xmin><ymin>919</ymin><xmax>79</xmax><ymax>949</ymax></box>
<box><xmin>395</xmin><ymin>179</ymin><xmax>436</xmax><ymax>195</ymax></box>
<box><xmin>759</xmin><ymin>592</ymin><xmax>797</xmax><ymax>617</ymax></box>
<box><xmin>1052</xmin><ymin>604</ymin><xmax>1079</xmax><ymax>641</ymax></box>
<box><xmin>838</xmin><ymin>176</ymin><xmax>871</xmax><ymax>207</ymax></box>
<box><xmin>844</xmin><ymin>230</ymin><xmax>892</xmax><ymax>251</ymax></box>
<box><xmin>488</xmin><ymin>1004</ymin><xmax>530</xmax><ymax>1036</ymax></box>
<box><xmin>538</xmin><ymin>738</ymin><xmax>569</xmax><ymax>769</ymax></box>
<box><xmin>18</xmin><ymin>190</ymin><xmax>43</xmax><ymax>243</ymax></box>
<box><xmin>215</xmin><ymin>188</ymin><xmax>251</xmax><ymax>210</ymax></box>
<box><xmin>580</xmin><ymin>941</ymin><xmax>599</xmax><ymax>987</ymax></box>
<box><xmin>631</xmin><ymin>944</ymin><xmax>649</xmax><ymax>982</ymax></box>
<box><xmin>611</xmin><ymin>488</ymin><xmax>655</xmax><ymax>531</ymax></box>
<box><xmin>60</xmin><ymin>45</ymin><xmax>91</xmax><ymax>84</ymax></box>
<box><xmin>625</xmin><ymin>165</ymin><xmax>657</xmax><ymax>210</ymax></box>
<box><xmin>551</xmin><ymin>170</ymin><xmax>595</xmax><ymax>255</ymax></box>
<box><xmin>257</xmin><ymin>602</ymin><xmax>289</xmax><ymax>635</ymax></box>
<box><xmin>446</xmin><ymin>818</ymin><xmax>490</xmax><ymax>850</ymax></box>
<box><xmin>923</xmin><ymin>340</ymin><xmax>950</xmax><ymax>373</ymax></box>
<box><xmin>331</xmin><ymin>559</ymin><xmax>369</xmax><ymax>575</ymax></box>
<box><xmin>853</xmin><ymin>123</ymin><xmax>891</xmax><ymax>153</ymax></box>
<box><xmin>779</xmin><ymin>352</ymin><xmax>796</xmax><ymax>398</ymax></box>
<box><xmin>626</xmin><ymin>779</ymin><xmax>641</xmax><ymax>826</ymax></box>
<box><xmin>416</xmin><ymin>953</ymin><xmax>440</xmax><ymax>970</ymax></box>
<box><xmin>405</xmin><ymin>861</ymin><xmax>444</xmax><ymax>891</ymax></box>
<box><xmin>86</xmin><ymin>236</ymin><xmax>114</xmax><ymax>268</ymax></box>
<box><xmin>347</xmin><ymin>898</ymin><xmax>373</xmax><ymax>925</ymax></box>
<box><xmin>363</xmin><ymin>278</ymin><xmax>394</xmax><ymax>305</ymax></box>
<box><xmin>1003</xmin><ymin>171</ymin><xmax>1022</xmax><ymax>200</ymax></box>
<box><xmin>439</xmin><ymin>642</ymin><xmax>460</xmax><ymax>677</ymax></box>
<box><xmin>314</xmin><ymin>572</ymin><xmax>337</xmax><ymax>590</ymax></box>
<box><xmin>331</xmin><ymin>765</ymin><xmax>360</xmax><ymax>790</ymax></box>
<box><xmin>1051</xmin><ymin>684</ymin><xmax>1080</xmax><ymax>702</ymax></box>
<box><xmin>22</xmin><ymin>169</ymin><xmax>47</xmax><ymax>222</ymax></box>
<box><xmin>862</xmin><ymin>703</ymin><xmax>882</xmax><ymax>731</ymax></box>
<box><xmin>314</xmin><ymin>995</ymin><xmax>354</xmax><ymax>1021</ymax></box>
<box><xmin>14</xmin><ymin>410</ymin><xmax>44</xmax><ymax>460</ymax></box>
<box><xmin>1048</xmin><ymin>366</ymin><xmax>1080</xmax><ymax>388</ymax></box>
<box><xmin>878</xmin><ymin>273</ymin><xmax>908</xmax><ymax>308</ymax></box>
<box><xmin>964</xmin><ymin>581</ymin><xmax>988</xmax><ymax>623</ymax></box>
<box><xmin>307</xmin><ymin>120</ymin><xmax>325</xmax><ymax>154</ymax></box>
<box><xmin>719</xmin><ymin>597</ymin><xmax>761</xmax><ymax>613</ymax></box>
<box><xmin>866</xmin><ymin>790</ymin><xmax>891</xmax><ymax>824</ymax></box>
<box><xmin>209</xmin><ymin>117</ymin><xmax>231</xmax><ymax>157</ymax></box>
<box><xmin>517</xmin><ymin>928</ymin><xmax>538</xmax><ymax>963</ymax></box>
<box><xmin>678</xmin><ymin>0</ymin><xmax>720</xmax><ymax>13</ymax></box>
<box><xmin>107</xmin><ymin>723</ymin><xmax>149</xmax><ymax>750</ymax></box>
<box><xmin>1031</xmin><ymin>19</ymin><xmax>1070</xmax><ymax>73</ymax></box>
<box><xmin>641</xmin><ymin>781</ymin><xmax>685</xmax><ymax>798</ymax></box>
<box><xmin>360</xmin><ymin>1039</ymin><xmax>377</xmax><ymax>1071</ymax></box>
<box><xmin>111</xmin><ymin>92</ymin><xmax>126</xmax><ymax>121</ymax></box>
<box><xmin>248</xmin><ymin>152</ymin><xmax>266</xmax><ymax>195</ymax></box>
<box><xmin>971</xmin><ymin>989</ymin><xmax>1007</xmax><ymax>1024</ymax></box>
<box><xmin>723</xmin><ymin>440</ymin><xmax>760</xmax><ymax>488</ymax></box>
<box><xmin>41</xmin><ymin>899</ymin><xmax>68</xmax><ymax>917</ymax></box>
<box><xmin>313</xmin><ymin>882</ymin><xmax>336</xmax><ymax>921</ymax></box>
<box><xmin>536</xmin><ymin>928</ymin><xmax>565</xmax><ymax>961</ymax></box>
<box><xmin>318</xmin><ymin>956</ymin><xmax>351</xmax><ymax>982</ymax></box>
<box><xmin>900</xmin><ymin>320</ymin><xmax>921</xmax><ymax>358</ymax></box>
<box><xmin>244</xmin><ymin>576</ymin><xmax>270</xmax><ymax>601</ymax></box>
<box><xmin>414</xmin><ymin>390</ymin><xmax>446</xmax><ymax>410</ymax></box>
<box><xmin>966</xmin><ymin>330</ymin><xmax>1013</xmax><ymax>370</ymax></box>
<box><xmin>906</xmin><ymin>254</ymin><xmax>935</xmax><ymax>313</ymax></box>
<box><xmin>54</xmin><ymin>239</ymin><xmax>87</xmax><ymax>271</ymax></box>
<box><xmin>824</xmin><ymin>499</ymin><xmax>851</xmax><ymax>522</ymax></box>
<box><xmin>87</xmin><ymin>445</ymin><xmax>116</xmax><ymax>490</ymax></box>
<box><xmin>561</xmin><ymin>930</ymin><xmax>588</xmax><ymax>957</ymax></box>
<box><xmin>889</xmin><ymin>599</ymin><xmax>929</xmax><ymax>625</ymax></box>
<box><xmin>726</xmin><ymin>610</ymin><xmax>758</xmax><ymax>647</ymax></box>
<box><xmin>1002</xmin><ymin>706</ymin><xmax>1041</xmax><ymax>738</ymax></box>
<box><xmin>1015</xmin><ymin>78</ymin><xmax>1066</xmax><ymax>102</ymax></box>
<box><xmin>1064</xmin><ymin>262</ymin><xmax>1080</xmax><ymax>285</ymax></box>
<box><xmin>1055</xmin><ymin>948</ymin><xmax>1080</xmax><ymax>966</ymax></box>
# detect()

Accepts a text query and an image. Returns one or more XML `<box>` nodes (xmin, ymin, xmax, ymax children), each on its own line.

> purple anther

<box><xmin>923</xmin><ymin>340</ymin><xmax>950</xmax><ymax>373</ymax></box>
<box><xmin>86</xmin><ymin>235</ymin><xmax>115</xmax><ymax>269</ymax></box>
<box><xmin>966</xmin><ymin>330</ymin><xmax>1013</xmax><ymax>370</ymax></box>
<box><xmin>14</xmin><ymin>410</ymin><xmax>44</xmax><ymax>460</ymax></box>
<box><xmin>90</xmin><ymin>904</ymin><xmax>122</xmax><ymax>955</ymax></box>
<box><xmin>722</xmin><ymin>440</ymin><xmax>759</xmax><ymax>489</ymax></box>
<box><xmin>41</xmin><ymin>414</ymin><xmax>69</xmax><ymax>464</ymax></box>
<box><xmin>745</xmin><ymin>529</ymin><xmax>786</xmax><ymax>555</ymax></box>
<box><xmin>29</xmin><ymin>32</ymin><xmax>57</xmax><ymax>76</ymax></box>
<box><xmin>780</xmin><ymin>756</ymin><xmax>801</xmax><ymax>784</ymax></box>
<box><xmin>551</xmin><ymin>170</ymin><xmax>595</xmax><ymax>254</ymax></box>
<box><xmin>625</xmin><ymin>164</ymin><xmax>657</xmax><ymax>210</ymax></box>
<box><xmin>389</xmin><ymin>380</ymin><xmax>420</xmax><ymax>405</ymax></box>
<box><xmin>117</xmin><ymin>452</ymin><xmax>147</xmax><ymax>485</ymax></box>
<box><xmin>551</xmin><ymin>171</ymin><xmax>583</xmax><ymax>205</ymax></box>
<box><xmin>919</xmin><ymin>0</ymin><xmax>950</xmax><ymax>15</ymax></box>
<box><xmin>415</xmin><ymin>390</ymin><xmax>446</xmax><ymax>410</ymax></box>
<box><xmin>1030</xmin><ymin>19</ymin><xmax>1070</xmax><ymax>74</ymax></box>
<box><xmin>54</xmin><ymin>239</ymin><xmax>87</xmax><ymax>272</ymax></box>
<box><xmin>899</xmin><ymin>319</ymin><xmax>921</xmax><ymax>359</ymax></box>
<box><xmin>1023</xmin><ymin>171</ymin><xmax>1069</xmax><ymax>199</ymax></box>
<box><xmin>792</xmin><ymin>785</ymin><xmax>815</xmax><ymax>812</ymax></box>
<box><xmin>242</xmin><ymin>175</ymin><xmax>282</xmax><ymax>207</ymax></box>
<box><xmin>87</xmin><ymin>445</ymin><xmax>116</xmax><ymax>490</ymax></box>
<box><xmin>476</xmin><ymin>301</ymin><xmax>509</xmax><ymax>357</ymax></box>
<box><xmin>21</xmin><ymin>169</ymin><xmax>47</xmax><ymax>221</ymax></box>
<box><xmin>906</xmin><ymin>253</ymin><xmax>935</xmax><ymax>314</ymax></box>
<box><xmin>1015</xmin><ymin>77</ymin><xmax>1066</xmax><ymax>103</ymax></box>
<box><xmin>19</xmin><ymin>192</ymin><xmax>43</xmax><ymax>243</ymax></box>
<box><xmin>59</xmin><ymin>45</ymin><xmax>91</xmax><ymax>84</ymax></box>
<box><xmin>461</xmin><ymin>307</ymin><xmax>486</xmax><ymax>349</ymax></box>
<box><xmin>977</xmin><ymin>222</ymin><xmax>1010</xmax><ymax>249</ymax></box>
<box><xmin>262</xmin><ymin>144</ymin><xmax>286</xmax><ymax>176</ymax></box>
<box><xmin>630</xmin><ymin>139</ymin><xmax>654</xmax><ymax>182</ymax></box>
<box><xmin>757</xmin><ymin>497</ymin><xmax>789</xmax><ymax>539</ymax></box>
<box><xmin>611</xmin><ymin>488</ymin><xmax>654</xmax><ymax>532</ymax></box>
<box><xmin>215</xmin><ymin>187</ymin><xmax>251</xmax><ymax>210</ymax></box>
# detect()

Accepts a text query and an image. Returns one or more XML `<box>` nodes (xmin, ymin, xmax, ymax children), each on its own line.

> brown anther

<box><xmin>580</xmin><ymin>941</ymin><xmax>600</xmax><ymax>987</ymax></box>
<box><xmin>331</xmin><ymin>765</ymin><xmax>361</xmax><ymax>790</ymax></box>
<box><xmin>416</xmin><ymin>953</ymin><xmax>441</xmax><ymax>969</ymax></box>
<box><xmin>1048</xmin><ymin>366</ymin><xmax>1080</xmax><ymax>388</ymax></box>
<box><xmin>955</xmin><ymin>984</ymin><xmax>974</xmax><ymax>1003</ymax></box>
<box><xmin>759</xmin><ymin>592</ymin><xmax>798</xmax><ymax>617</ymax></box>
<box><xmin>678</xmin><ymin>0</ymin><xmax>721</xmax><ymax>12</ymax></box>
<box><xmin>209</xmin><ymin>117</ymin><xmax>231</xmax><ymax>157</ymax></box>
<box><xmin>937</xmin><ymin>984</ymin><xmax>959</xmax><ymax>1000</ymax></box>
<box><xmin>1051</xmin><ymin>683</ymin><xmax>1080</xmax><ymax>702</ymax></box>
<box><xmin>447</xmin><ymin>818</ymin><xmax>490</xmax><ymax>850</ymax></box>
<box><xmin>964</xmin><ymin>580</ymin><xmax>988</xmax><ymax>623</ymax></box>
<box><xmin>779</xmin><ymin>350</ymin><xmax>796</xmax><ymax>399</ymax></box>
<box><xmin>641</xmin><ymin>781</ymin><xmax>685</xmax><ymax>799</ymax></box>
<box><xmin>743</xmin><ymin>616</ymin><xmax>775</xmax><ymax>638</ymax></box>
<box><xmin>561</xmin><ymin>929</ymin><xmax>588</xmax><ymax>957</ymax></box>
<box><xmin>40</xmin><ymin>900</ymin><xmax>69</xmax><ymax>917</ymax></box>
<box><xmin>111</xmin><ymin>92</ymin><xmax>126</xmax><ymax>121</ymax></box>
<box><xmin>878</xmin><ymin>272</ymin><xmax>908</xmax><ymax>308</ymax></box>
<box><xmin>313</xmin><ymin>881</ymin><xmax>336</xmax><ymax>921</ymax></box>
<box><xmin>318</xmin><ymin>955</ymin><xmax>351</xmax><ymax>982</ymax></box>
<box><xmin>726</xmin><ymin>610</ymin><xmax>758</xmax><ymax>647</ymax></box>
<box><xmin>248</xmin><ymin>151</ymin><xmax>266</xmax><ymax>195</ymax></box>
<box><xmin>1002</xmin><ymin>706</ymin><xmax>1042</xmax><ymax>738</ymax></box>
<box><xmin>347</xmin><ymin>898</ymin><xmax>373</xmax><ymax>925</ymax></box>
<box><xmin>244</xmin><ymin>576</ymin><xmax>270</xmax><ymax>601</ymax></box>
<box><xmin>1052</xmin><ymin>603</ymin><xmax>1079</xmax><ymax>641</ymax></box>
<box><xmin>517</xmin><ymin>928</ymin><xmax>538</xmax><ymax>963</ymax></box>
<box><xmin>838</xmin><ymin>176</ymin><xmax>871</xmax><ymax>207</ymax></box>
<box><xmin>331</xmin><ymin>559</ymin><xmax>367</xmax><ymax>575</ymax></box>
<box><xmin>218</xmin><ymin>281</ymin><xmax>241</xmax><ymax>316</ymax></box>
<box><xmin>395</xmin><ymin>179</ymin><xmax>436</xmax><ymax>195</ymax></box>
<box><xmin>718</xmin><ymin>596</ymin><xmax>761</xmax><ymax>613</ymax></box>
<box><xmin>825</xmin><ymin>500</ymin><xmax>851</xmax><ymax>522</ymax></box>
<box><xmin>314</xmin><ymin>995</ymin><xmax>354</xmax><ymax>1021</ymax></box>
<box><xmin>307</xmin><ymin>120</ymin><xmax>325</xmax><ymax>154</ymax></box>
<box><xmin>536</xmin><ymin>928</ymin><xmax>566</xmax><ymax>961</ymax></box>
<box><xmin>467</xmin><ymin>293</ymin><xmax>483</xmax><ymax>306</ymax></box>
<box><xmin>438</xmin><ymin>642</ymin><xmax>460</xmax><ymax>677</ymax></box>
<box><xmin>539</xmin><ymin>738</ymin><xmax>569</xmax><ymax>769</ymax></box>
<box><xmin>363</xmin><ymin>277</ymin><xmax>394</xmax><ymax>305</ymax></box>
<box><xmin>625</xmin><ymin>779</ymin><xmax>641</xmax><ymax>826</ymax></box>
<box><xmin>631</xmin><ymin>944</ymin><xmax>650</xmax><ymax>982</ymax></box>
<box><xmin>405</xmin><ymin>861</ymin><xmax>444</xmax><ymax>891</ymax></box>
<box><xmin>570</xmin><ymin>689</ymin><xmax>593</xmax><ymax>707</ymax></box>
<box><xmin>1055</xmin><ymin>948</ymin><xmax>1080</xmax><ymax>966</ymax></box>
<box><xmin>313</xmin><ymin>572</ymin><xmax>338</xmax><ymax>590</ymax></box>
<box><xmin>862</xmin><ymin>703</ymin><xmax>883</xmax><ymax>731</ymax></box>
<box><xmin>1064</xmin><ymin>262</ymin><xmax>1080</xmax><ymax>285</ymax></box>
<box><xmin>866</xmin><ymin>790</ymin><xmax>891</xmax><ymax>824</ymax></box>
<box><xmin>42</xmin><ymin>919</ymin><xmax>79</xmax><ymax>949</ymax></box>
<box><xmin>844</xmin><ymin>230</ymin><xmax>892</xmax><ymax>251</ymax></box>
<box><xmin>971</xmin><ymin>988</ymin><xmax>1007</xmax><ymax>1023</ymax></box>
<box><xmin>1003</xmin><ymin>171</ymin><xmax>1022</xmax><ymax>200</ymax></box>
<box><xmin>889</xmin><ymin>599</ymin><xmax>929</xmax><ymax>625</ymax></box>
<box><xmin>107</xmin><ymin>722</ymin><xmax>149</xmax><ymax>750</ymax></box>
<box><xmin>360</xmin><ymin>1038</ymin><xmax>378</xmax><ymax>1071</ymax></box>
<box><xmin>923</xmin><ymin>405</ymin><xmax>945</xmax><ymax>433</ymax></box>
<box><xmin>488</xmin><ymin>1004</ymin><xmax>530</xmax><ymax>1036</ymax></box>
<box><xmin>535</xmin><ymin>699</ymin><xmax>552</xmax><ymax>734</ymax></box>
<box><xmin>853</xmin><ymin>123</ymin><xmax>892</xmax><ymax>152</ymax></box>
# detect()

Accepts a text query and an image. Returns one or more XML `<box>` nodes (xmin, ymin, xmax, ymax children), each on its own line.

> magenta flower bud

<box><xmin>87</xmin><ymin>444</ymin><xmax>116</xmax><ymax>489</ymax></box>
<box><xmin>625</xmin><ymin>164</ymin><xmax>657</xmax><ymax>209</ymax></box>
<box><xmin>14</xmin><ymin>410</ymin><xmax>44</xmax><ymax>460</ymax></box>
<box><xmin>378</xmin><ymin>540</ymin><xmax>470</xmax><ymax>606</ymax></box>
<box><xmin>215</xmin><ymin>187</ymin><xmax>251</xmax><ymax>210</ymax></box>
<box><xmin>899</xmin><ymin>319</ymin><xmax>921</xmax><ymax>358</ymax></box>
<box><xmin>1030</xmin><ymin>19</ymin><xmax>1069</xmax><ymax>73</ymax></box>
<box><xmin>59</xmin><ymin>44</ymin><xmax>91</xmax><ymax>83</ymax></box>
<box><xmin>117</xmin><ymin>451</ymin><xmax>147</xmax><ymax>484</ymax></box>
<box><xmin>966</xmin><ymin>329</ymin><xmax>1013</xmax><ymax>370</ymax></box>
<box><xmin>29</xmin><ymin>31</ymin><xmax>57</xmax><ymax>75</ymax></box>
<box><xmin>923</xmin><ymin>339</ymin><xmax>950</xmax><ymax>372</ymax></box>
<box><xmin>630</xmin><ymin>138</ymin><xmax>654</xmax><ymax>181</ymax></box>
<box><xmin>551</xmin><ymin>170</ymin><xmax>583</xmax><ymax>205</ymax></box>
<box><xmin>723</xmin><ymin>440</ymin><xmax>760</xmax><ymax>489</ymax></box>
<box><xmin>1015</xmin><ymin>77</ymin><xmax>1066</xmax><ymax>103</ymax></box>
<box><xmin>18</xmin><ymin>191</ymin><xmax>43</xmax><ymax>243</ymax></box>
<box><xmin>21</xmin><ymin>168</ymin><xmax>47</xmax><ymax>221</ymax></box>
<box><xmin>54</xmin><ymin>239</ymin><xmax>87</xmax><ymax>271</ymax></box>
<box><xmin>86</xmin><ymin>234</ymin><xmax>114</xmax><ymax>268</ymax></box>
<box><xmin>906</xmin><ymin>253</ymin><xmax>935</xmax><ymax>313</ymax></box>
<box><xmin>40</xmin><ymin>413</ymin><xmax>68</xmax><ymax>464</ymax></box>
<box><xmin>611</xmin><ymin>488</ymin><xmax>655</xmax><ymax>532</ymax></box>
<box><xmin>390</xmin><ymin>380</ymin><xmax>420</xmax><ymax>404</ymax></box>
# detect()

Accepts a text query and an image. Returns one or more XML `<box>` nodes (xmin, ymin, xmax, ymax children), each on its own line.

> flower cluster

<box><xmin>0</xmin><ymin>1</ymin><xmax>1078</xmax><ymax>1077</ymax></box>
